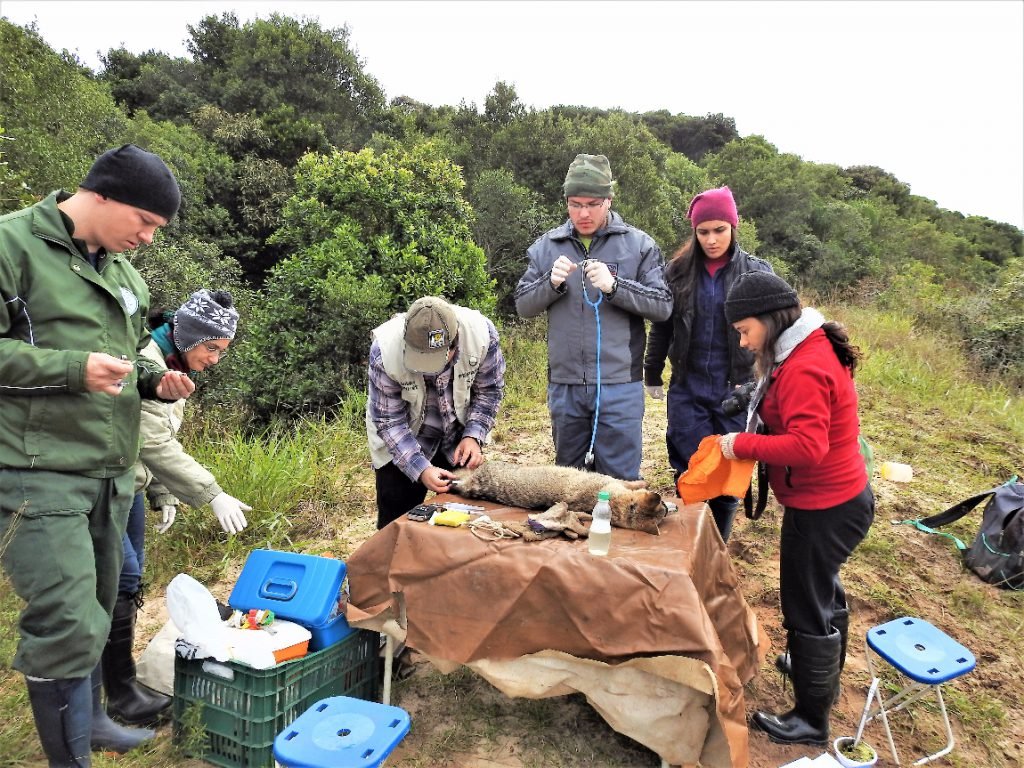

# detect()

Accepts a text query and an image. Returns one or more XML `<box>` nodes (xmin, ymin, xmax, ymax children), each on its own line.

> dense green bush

<box><xmin>958</xmin><ymin>260</ymin><xmax>1024</xmax><ymax>388</ymax></box>
<box><xmin>233</xmin><ymin>143</ymin><xmax>495</xmax><ymax>422</ymax></box>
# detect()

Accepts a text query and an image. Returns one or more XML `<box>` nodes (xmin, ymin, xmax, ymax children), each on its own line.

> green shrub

<box><xmin>235</xmin><ymin>143</ymin><xmax>496</xmax><ymax>422</ymax></box>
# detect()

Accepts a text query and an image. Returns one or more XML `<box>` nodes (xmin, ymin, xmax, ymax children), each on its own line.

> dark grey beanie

<box><xmin>173</xmin><ymin>289</ymin><xmax>239</xmax><ymax>352</ymax></box>
<box><xmin>81</xmin><ymin>144</ymin><xmax>181</xmax><ymax>220</ymax></box>
<box><xmin>563</xmin><ymin>154</ymin><xmax>614</xmax><ymax>199</ymax></box>
<box><xmin>724</xmin><ymin>272</ymin><xmax>800</xmax><ymax>323</ymax></box>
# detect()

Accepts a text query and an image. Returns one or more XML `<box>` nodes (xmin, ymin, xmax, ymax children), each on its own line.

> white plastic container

<box><xmin>588</xmin><ymin>491</ymin><xmax>612</xmax><ymax>556</ymax></box>
<box><xmin>880</xmin><ymin>461</ymin><xmax>913</xmax><ymax>482</ymax></box>
<box><xmin>833</xmin><ymin>736</ymin><xmax>878</xmax><ymax>766</ymax></box>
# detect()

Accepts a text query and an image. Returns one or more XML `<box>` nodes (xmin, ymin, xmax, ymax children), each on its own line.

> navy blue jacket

<box><xmin>644</xmin><ymin>244</ymin><xmax>773</xmax><ymax>388</ymax></box>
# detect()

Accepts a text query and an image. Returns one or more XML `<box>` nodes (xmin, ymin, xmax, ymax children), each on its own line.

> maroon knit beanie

<box><xmin>687</xmin><ymin>186</ymin><xmax>739</xmax><ymax>228</ymax></box>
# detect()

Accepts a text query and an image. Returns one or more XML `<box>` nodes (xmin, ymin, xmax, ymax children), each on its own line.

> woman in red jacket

<box><xmin>719</xmin><ymin>271</ymin><xmax>873</xmax><ymax>747</ymax></box>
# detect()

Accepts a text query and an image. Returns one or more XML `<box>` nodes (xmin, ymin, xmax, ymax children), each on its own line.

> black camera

<box><xmin>721</xmin><ymin>381</ymin><xmax>757</xmax><ymax>417</ymax></box>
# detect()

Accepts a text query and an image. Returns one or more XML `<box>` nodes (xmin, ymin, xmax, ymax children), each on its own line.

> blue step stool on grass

<box><xmin>274</xmin><ymin>696</ymin><xmax>411</xmax><ymax>768</ymax></box>
<box><xmin>857</xmin><ymin>616</ymin><xmax>975</xmax><ymax>765</ymax></box>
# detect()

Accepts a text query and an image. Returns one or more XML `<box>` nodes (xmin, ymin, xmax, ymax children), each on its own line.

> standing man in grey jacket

<box><xmin>514</xmin><ymin>154</ymin><xmax>672</xmax><ymax>480</ymax></box>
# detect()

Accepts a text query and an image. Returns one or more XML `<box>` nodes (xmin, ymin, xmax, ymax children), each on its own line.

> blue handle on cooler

<box><xmin>259</xmin><ymin>577</ymin><xmax>298</xmax><ymax>601</ymax></box>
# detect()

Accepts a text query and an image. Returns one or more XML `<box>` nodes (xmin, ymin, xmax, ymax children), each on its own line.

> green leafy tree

<box><xmin>99</xmin><ymin>48</ymin><xmax>204</xmax><ymax>121</ymax></box>
<box><xmin>0</xmin><ymin>120</ymin><xmax>34</xmax><ymax>211</ymax></box>
<box><xmin>185</xmin><ymin>13</ymin><xmax>387</xmax><ymax>158</ymax></box>
<box><xmin>484</xmin><ymin>80</ymin><xmax>526</xmax><ymax>127</ymax></box>
<box><xmin>640</xmin><ymin>111</ymin><xmax>739</xmax><ymax>162</ymax></box>
<box><xmin>235</xmin><ymin>143</ymin><xmax>495</xmax><ymax>421</ymax></box>
<box><xmin>485</xmin><ymin>110</ymin><xmax>579</xmax><ymax>208</ymax></box>
<box><xmin>0</xmin><ymin>20</ymin><xmax>127</xmax><ymax>205</ymax></box>
<box><xmin>960</xmin><ymin>259</ymin><xmax>1024</xmax><ymax>385</ymax></box>
<box><xmin>805</xmin><ymin>198</ymin><xmax>882</xmax><ymax>289</ymax></box>
<box><xmin>703</xmin><ymin>135</ymin><xmax>819</xmax><ymax>273</ymax></box>
<box><xmin>468</xmin><ymin>169</ymin><xmax>547</xmax><ymax>316</ymax></box>
<box><xmin>575</xmin><ymin>112</ymin><xmax>688</xmax><ymax>250</ymax></box>
<box><xmin>844</xmin><ymin>164</ymin><xmax>913</xmax><ymax>213</ymax></box>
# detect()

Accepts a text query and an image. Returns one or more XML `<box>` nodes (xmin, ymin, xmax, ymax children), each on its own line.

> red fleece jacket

<box><xmin>732</xmin><ymin>329</ymin><xmax>866</xmax><ymax>509</ymax></box>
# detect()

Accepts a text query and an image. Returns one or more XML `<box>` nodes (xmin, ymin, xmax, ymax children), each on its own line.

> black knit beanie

<box><xmin>724</xmin><ymin>271</ymin><xmax>800</xmax><ymax>323</ymax></box>
<box><xmin>81</xmin><ymin>144</ymin><xmax>181</xmax><ymax>220</ymax></box>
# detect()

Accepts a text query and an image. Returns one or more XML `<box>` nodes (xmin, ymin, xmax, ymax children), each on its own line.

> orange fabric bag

<box><xmin>676</xmin><ymin>435</ymin><xmax>756</xmax><ymax>504</ymax></box>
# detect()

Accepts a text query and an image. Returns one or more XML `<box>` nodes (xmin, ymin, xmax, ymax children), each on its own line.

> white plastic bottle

<box><xmin>588</xmin><ymin>491</ymin><xmax>612</xmax><ymax>556</ymax></box>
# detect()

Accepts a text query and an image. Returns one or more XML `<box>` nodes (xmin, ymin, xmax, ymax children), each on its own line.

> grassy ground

<box><xmin>1</xmin><ymin>307</ymin><xmax>1022</xmax><ymax>767</ymax></box>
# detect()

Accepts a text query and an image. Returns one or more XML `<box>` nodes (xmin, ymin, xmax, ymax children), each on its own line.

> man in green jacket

<box><xmin>0</xmin><ymin>144</ymin><xmax>196</xmax><ymax>765</ymax></box>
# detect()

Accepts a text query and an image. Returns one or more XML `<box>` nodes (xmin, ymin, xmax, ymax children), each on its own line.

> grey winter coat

<box><xmin>515</xmin><ymin>211</ymin><xmax>672</xmax><ymax>385</ymax></box>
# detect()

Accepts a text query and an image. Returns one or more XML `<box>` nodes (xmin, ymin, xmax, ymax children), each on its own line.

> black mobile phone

<box><xmin>407</xmin><ymin>503</ymin><xmax>441</xmax><ymax>522</ymax></box>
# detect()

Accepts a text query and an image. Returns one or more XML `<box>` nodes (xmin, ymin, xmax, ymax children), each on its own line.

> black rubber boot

<box><xmin>775</xmin><ymin>607</ymin><xmax>849</xmax><ymax>680</ymax></box>
<box><xmin>752</xmin><ymin>629</ymin><xmax>841</xmax><ymax>746</ymax></box>
<box><xmin>89</xmin><ymin>665</ymin><xmax>155</xmax><ymax>754</ymax></box>
<box><xmin>102</xmin><ymin>592</ymin><xmax>172</xmax><ymax>725</ymax></box>
<box><xmin>25</xmin><ymin>675</ymin><xmax>92</xmax><ymax>767</ymax></box>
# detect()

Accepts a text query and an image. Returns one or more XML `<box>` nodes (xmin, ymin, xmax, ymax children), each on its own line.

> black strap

<box><xmin>744</xmin><ymin>461</ymin><xmax>769</xmax><ymax>520</ymax></box>
<box><xmin>918</xmin><ymin>486</ymin><xmax>1002</xmax><ymax>529</ymax></box>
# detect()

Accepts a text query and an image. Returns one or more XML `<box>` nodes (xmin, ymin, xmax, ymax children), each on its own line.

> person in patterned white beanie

<box><xmin>102</xmin><ymin>288</ymin><xmax>251</xmax><ymax>728</ymax></box>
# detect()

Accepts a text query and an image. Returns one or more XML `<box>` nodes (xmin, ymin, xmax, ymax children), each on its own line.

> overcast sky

<box><xmin>3</xmin><ymin>0</ymin><xmax>1022</xmax><ymax>228</ymax></box>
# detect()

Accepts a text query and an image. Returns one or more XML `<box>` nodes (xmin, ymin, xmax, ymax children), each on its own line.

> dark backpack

<box><xmin>908</xmin><ymin>478</ymin><xmax>1024</xmax><ymax>590</ymax></box>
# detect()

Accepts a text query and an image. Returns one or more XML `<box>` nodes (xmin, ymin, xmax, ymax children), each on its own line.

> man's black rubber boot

<box><xmin>102</xmin><ymin>592</ymin><xmax>172</xmax><ymax>725</ymax></box>
<box><xmin>25</xmin><ymin>675</ymin><xmax>92</xmax><ymax>767</ymax></box>
<box><xmin>89</xmin><ymin>665</ymin><xmax>154</xmax><ymax>753</ymax></box>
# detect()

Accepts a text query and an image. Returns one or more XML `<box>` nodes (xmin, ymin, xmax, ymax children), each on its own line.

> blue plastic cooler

<box><xmin>230</xmin><ymin>549</ymin><xmax>354</xmax><ymax>651</ymax></box>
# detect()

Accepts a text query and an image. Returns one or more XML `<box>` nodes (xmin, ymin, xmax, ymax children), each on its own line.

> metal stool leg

<box><xmin>383</xmin><ymin>633</ymin><xmax>395</xmax><ymax>706</ymax></box>
<box><xmin>861</xmin><ymin>639</ymin><xmax>960</xmax><ymax>766</ymax></box>
<box><xmin>914</xmin><ymin>684</ymin><xmax>955</xmax><ymax>765</ymax></box>
<box><xmin>863</xmin><ymin>644</ymin><xmax>901</xmax><ymax>765</ymax></box>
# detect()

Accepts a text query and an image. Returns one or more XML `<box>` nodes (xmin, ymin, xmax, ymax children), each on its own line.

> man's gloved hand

<box><xmin>549</xmin><ymin>255</ymin><xmax>577</xmax><ymax>288</ymax></box>
<box><xmin>210</xmin><ymin>492</ymin><xmax>251</xmax><ymax>534</ymax></box>
<box><xmin>646</xmin><ymin>385</ymin><xmax>665</xmax><ymax>400</ymax></box>
<box><xmin>155</xmin><ymin>504</ymin><xmax>177</xmax><ymax>534</ymax></box>
<box><xmin>584</xmin><ymin>260</ymin><xmax>616</xmax><ymax>293</ymax></box>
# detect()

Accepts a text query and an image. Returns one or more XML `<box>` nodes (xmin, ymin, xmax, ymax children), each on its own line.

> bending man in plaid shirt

<box><xmin>366</xmin><ymin>296</ymin><xmax>506</xmax><ymax>528</ymax></box>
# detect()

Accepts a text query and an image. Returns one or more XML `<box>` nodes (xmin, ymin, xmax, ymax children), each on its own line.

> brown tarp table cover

<box><xmin>346</xmin><ymin>495</ymin><xmax>765</xmax><ymax>767</ymax></box>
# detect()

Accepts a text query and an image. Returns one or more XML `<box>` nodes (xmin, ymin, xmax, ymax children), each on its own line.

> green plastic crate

<box><xmin>172</xmin><ymin>628</ymin><xmax>378</xmax><ymax>768</ymax></box>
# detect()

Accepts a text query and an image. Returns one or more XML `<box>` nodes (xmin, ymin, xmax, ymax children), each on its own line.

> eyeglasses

<box><xmin>567</xmin><ymin>200</ymin><xmax>606</xmax><ymax>211</ymax></box>
<box><xmin>202</xmin><ymin>343</ymin><xmax>229</xmax><ymax>359</ymax></box>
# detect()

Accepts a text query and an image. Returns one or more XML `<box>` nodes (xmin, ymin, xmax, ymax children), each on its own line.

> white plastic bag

<box><xmin>136</xmin><ymin>619</ymin><xmax>180</xmax><ymax>695</ymax></box>
<box><xmin>166</xmin><ymin>573</ymin><xmax>230</xmax><ymax>662</ymax></box>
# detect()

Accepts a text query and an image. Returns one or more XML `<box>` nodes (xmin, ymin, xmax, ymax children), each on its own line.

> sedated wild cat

<box><xmin>451</xmin><ymin>461</ymin><xmax>671</xmax><ymax>535</ymax></box>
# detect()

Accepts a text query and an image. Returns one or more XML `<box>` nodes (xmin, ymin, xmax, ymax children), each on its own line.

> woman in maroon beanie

<box><xmin>643</xmin><ymin>186</ymin><xmax>774</xmax><ymax>541</ymax></box>
<box><xmin>720</xmin><ymin>271</ymin><xmax>874</xmax><ymax>747</ymax></box>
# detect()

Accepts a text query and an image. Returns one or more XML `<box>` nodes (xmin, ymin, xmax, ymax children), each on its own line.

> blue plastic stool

<box><xmin>274</xmin><ymin>696</ymin><xmax>411</xmax><ymax>768</ymax></box>
<box><xmin>858</xmin><ymin>616</ymin><xmax>975</xmax><ymax>765</ymax></box>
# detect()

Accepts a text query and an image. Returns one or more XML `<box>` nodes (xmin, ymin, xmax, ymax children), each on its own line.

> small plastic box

<box><xmin>173</xmin><ymin>628</ymin><xmax>378</xmax><ymax>768</ymax></box>
<box><xmin>230</xmin><ymin>550</ymin><xmax>354</xmax><ymax>650</ymax></box>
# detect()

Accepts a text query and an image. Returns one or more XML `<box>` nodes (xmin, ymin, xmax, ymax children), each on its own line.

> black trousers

<box><xmin>375</xmin><ymin>453</ymin><xmax>455</xmax><ymax>530</ymax></box>
<box><xmin>779</xmin><ymin>484</ymin><xmax>874</xmax><ymax>637</ymax></box>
